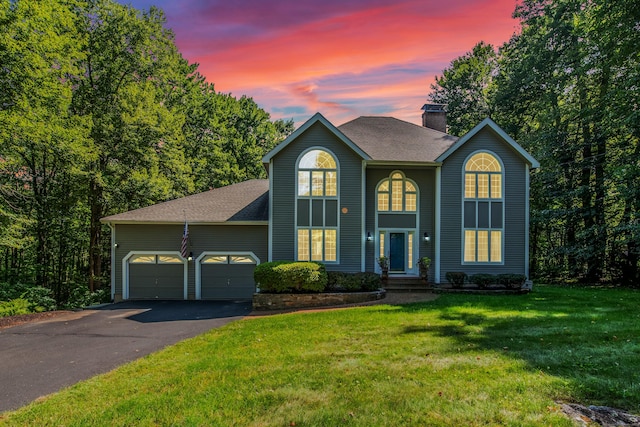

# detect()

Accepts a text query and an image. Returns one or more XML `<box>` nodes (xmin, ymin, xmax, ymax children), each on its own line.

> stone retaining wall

<box><xmin>252</xmin><ymin>289</ymin><xmax>386</xmax><ymax>310</ymax></box>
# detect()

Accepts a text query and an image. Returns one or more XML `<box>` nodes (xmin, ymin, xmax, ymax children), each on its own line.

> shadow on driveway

<box><xmin>96</xmin><ymin>300</ymin><xmax>252</xmax><ymax>323</ymax></box>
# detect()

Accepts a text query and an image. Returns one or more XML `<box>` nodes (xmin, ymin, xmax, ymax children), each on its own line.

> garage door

<box><xmin>128</xmin><ymin>254</ymin><xmax>185</xmax><ymax>299</ymax></box>
<box><xmin>199</xmin><ymin>254</ymin><xmax>257</xmax><ymax>300</ymax></box>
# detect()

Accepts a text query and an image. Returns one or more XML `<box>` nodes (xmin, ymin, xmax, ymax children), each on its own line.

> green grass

<box><xmin>2</xmin><ymin>286</ymin><xmax>639</xmax><ymax>426</ymax></box>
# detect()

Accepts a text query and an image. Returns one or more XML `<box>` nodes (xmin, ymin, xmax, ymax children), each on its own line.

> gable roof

<box><xmin>337</xmin><ymin>116</ymin><xmax>459</xmax><ymax>163</ymax></box>
<box><xmin>101</xmin><ymin>179</ymin><xmax>269</xmax><ymax>224</ymax></box>
<box><xmin>436</xmin><ymin>117</ymin><xmax>540</xmax><ymax>168</ymax></box>
<box><xmin>262</xmin><ymin>112</ymin><xmax>370</xmax><ymax>163</ymax></box>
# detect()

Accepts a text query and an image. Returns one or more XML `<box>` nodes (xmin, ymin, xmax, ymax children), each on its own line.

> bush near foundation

<box><xmin>254</xmin><ymin>261</ymin><xmax>327</xmax><ymax>293</ymax></box>
<box><xmin>326</xmin><ymin>271</ymin><xmax>381</xmax><ymax>292</ymax></box>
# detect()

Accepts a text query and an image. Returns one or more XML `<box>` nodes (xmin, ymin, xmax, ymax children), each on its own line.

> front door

<box><xmin>389</xmin><ymin>233</ymin><xmax>405</xmax><ymax>272</ymax></box>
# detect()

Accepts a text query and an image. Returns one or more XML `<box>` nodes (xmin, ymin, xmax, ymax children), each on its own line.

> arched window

<box><xmin>463</xmin><ymin>152</ymin><xmax>503</xmax><ymax>263</ymax></box>
<box><xmin>296</xmin><ymin>149</ymin><xmax>338</xmax><ymax>262</ymax></box>
<box><xmin>377</xmin><ymin>172</ymin><xmax>417</xmax><ymax>212</ymax></box>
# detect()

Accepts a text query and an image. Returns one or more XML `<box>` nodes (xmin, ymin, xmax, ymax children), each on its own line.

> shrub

<box><xmin>255</xmin><ymin>261</ymin><xmax>327</xmax><ymax>293</ymax></box>
<box><xmin>469</xmin><ymin>274</ymin><xmax>496</xmax><ymax>289</ymax></box>
<box><xmin>59</xmin><ymin>282</ymin><xmax>111</xmax><ymax>309</ymax></box>
<box><xmin>446</xmin><ymin>272</ymin><xmax>467</xmax><ymax>288</ymax></box>
<box><xmin>497</xmin><ymin>274</ymin><xmax>526</xmax><ymax>289</ymax></box>
<box><xmin>0</xmin><ymin>298</ymin><xmax>31</xmax><ymax>317</ymax></box>
<box><xmin>22</xmin><ymin>286</ymin><xmax>57</xmax><ymax>312</ymax></box>
<box><xmin>327</xmin><ymin>272</ymin><xmax>381</xmax><ymax>292</ymax></box>
<box><xmin>0</xmin><ymin>282</ymin><xmax>32</xmax><ymax>301</ymax></box>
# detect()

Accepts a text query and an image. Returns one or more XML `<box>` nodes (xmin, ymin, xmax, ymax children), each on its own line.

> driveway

<box><xmin>0</xmin><ymin>300</ymin><xmax>251</xmax><ymax>413</ymax></box>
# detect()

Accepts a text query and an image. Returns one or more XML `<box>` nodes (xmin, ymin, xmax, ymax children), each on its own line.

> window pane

<box><xmin>378</xmin><ymin>193</ymin><xmax>389</xmax><ymax>211</ymax></box>
<box><xmin>379</xmin><ymin>233</ymin><xmax>385</xmax><ymax>258</ymax></box>
<box><xmin>297</xmin><ymin>199</ymin><xmax>310</xmax><ymax>226</ymax></box>
<box><xmin>405</xmin><ymin>181</ymin><xmax>415</xmax><ymax>192</ymax></box>
<box><xmin>298</xmin><ymin>171</ymin><xmax>310</xmax><ymax>196</ymax></box>
<box><xmin>477</xmin><ymin>230</ymin><xmax>489</xmax><ymax>262</ymax></box>
<box><xmin>311</xmin><ymin>171</ymin><xmax>324</xmax><ymax>196</ymax></box>
<box><xmin>391</xmin><ymin>180</ymin><xmax>403</xmax><ymax>211</ymax></box>
<box><xmin>158</xmin><ymin>255</ymin><xmax>182</xmax><ymax>264</ymax></box>
<box><xmin>391</xmin><ymin>172</ymin><xmax>402</xmax><ymax>179</ymax></box>
<box><xmin>378</xmin><ymin>180</ymin><xmax>389</xmax><ymax>192</ymax></box>
<box><xmin>466</xmin><ymin>153</ymin><xmax>501</xmax><ymax>172</ymax></box>
<box><xmin>491</xmin><ymin>202</ymin><xmax>503</xmax><ymax>228</ymax></box>
<box><xmin>297</xmin><ymin>230</ymin><xmax>309</xmax><ymax>261</ymax></box>
<box><xmin>325</xmin><ymin>199</ymin><xmax>338</xmax><ymax>227</ymax></box>
<box><xmin>130</xmin><ymin>255</ymin><xmax>155</xmax><ymax>264</ymax></box>
<box><xmin>477</xmin><ymin>174</ymin><xmax>489</xmax><ymax>198</ymax></box>
<box><xmin>464</xmin><ymin>201</ymin><xmax>476</xmax><ymax>228</ymax></box>
<box><xmin>230</xmin><ymin>256</ymin><xmax>256</xmax><ymax>264</ymax></box>
<box><xmin>325</xmin><ymin>171</ymin><xmax>337</xmax><ymax>196</ymax></box>
<box><xmin>202</xmin><ymin>255</ymin><xmax>228</xmax><ymax>264</ymax></box>
<box><xmin>491</xmin><ymin>231</ymin><xmax>502</xmax><ymax>262</ymax></box>
<box><xmin>465</xmin><ymin>174</ymin><xmax>476</xmax><ymax>198</ymax></box>
<box><xmin>325</xmin><ymin>229</ymin><xmax>337</xmax><ymax>261</ymax></box>
<box><xmin>464</xmin><ymin>230</ymin><xmax>476</xmax><ymax>262</ymax></box>
<box><xmin>407</xmin><ymin>233</ymin><xmax>413</xmax><ymax>269</ymax></box>
<box><xmin>491</xmin><ymin>174</ymin><xmax>502</xmax><ymax>199</ymax></box>
<box><xmin>405</xmin><ymin>193</ymin><xmax>416</xmax><ymax>212</ymax></box>
<box><xmin>312</xmin><ymin>199</ymin><xmax>323</xmax><ymax>226</ymax></box>
<box><xmin>478</xmin><ymin>202</ymin><xmax>490</xmax><ymax>228</ymax></box>
<box><xmin>311</xmin><ymin>230</ymin><xmax>323</xmax><ymax>261</ymax></box>
<box><xmin>299</xmin><ymin>150</ymin><xmax>336</xmax><ymax>169</ymax></box>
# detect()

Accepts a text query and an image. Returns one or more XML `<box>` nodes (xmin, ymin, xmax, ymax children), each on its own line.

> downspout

<box><xmin>107</xmin><ymin>222</ymin><xmax>116</xmax><ymax>301</ymax></box>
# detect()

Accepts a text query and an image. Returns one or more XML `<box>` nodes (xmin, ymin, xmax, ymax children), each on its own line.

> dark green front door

<box><xmin>390</xmin><ymin>233</ymin><xmax>405</xmax><ymax>272</ymax></box>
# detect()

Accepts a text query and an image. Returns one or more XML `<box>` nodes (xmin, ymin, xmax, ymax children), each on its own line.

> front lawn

<box><xmin>1</xmin><ymin>286</ymin><xmax>639</xmax><ymax>426</ymax></box>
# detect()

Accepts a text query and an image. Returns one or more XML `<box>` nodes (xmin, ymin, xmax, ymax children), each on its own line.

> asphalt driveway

<box><xmin>0</xmin><ymin>300</ymin><xmax>251</xmax><ymax>413</ymax></box>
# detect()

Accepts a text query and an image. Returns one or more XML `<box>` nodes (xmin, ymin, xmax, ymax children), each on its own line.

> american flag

<box><xmin>180</xmin><ymin>221</ymin><xmax>189</xmax><ymax>258</ymax></box>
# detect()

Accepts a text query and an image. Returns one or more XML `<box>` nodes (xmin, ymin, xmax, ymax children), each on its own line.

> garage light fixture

<box><xmin>423</xmin><ymin>232</ymin><xmax>430</xmax><ymax>242</ymax></box>
<box><xmin>187</xmin><ymin>252</ymin><xmax>193</xmax><ymax>262</ymax></box>
<box><xmin>366</xmin><ymin>232</ymin><xmax>373</xmax><ymax>241</ymax></box>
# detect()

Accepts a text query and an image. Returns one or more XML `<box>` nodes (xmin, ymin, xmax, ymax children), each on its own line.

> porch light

<box><xmin>366</xmin><ymin>232</ymin><xmax>373</xmax><ymax>241</ymax></box>
<box><xmin>423</xmin><ymin>232</ymin><xmax>430</xmax><ymax>242</ymax></box>
<box><xmin>187</xmin><ymin>252</ymin><xmax>193</xmax><ymax>262</ymax></box>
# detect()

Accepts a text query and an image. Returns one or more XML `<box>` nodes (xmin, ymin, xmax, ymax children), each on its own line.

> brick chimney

<box><xmin>421</xmin><ymin>103</ymin><xmax>447</xmax><ymax>133</ymax></box>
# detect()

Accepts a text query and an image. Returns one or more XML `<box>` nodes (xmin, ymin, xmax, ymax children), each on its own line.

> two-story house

<box><xmin>102</xmin><ymin>105</ymin><xmax>539</xmax><ymax>301</ymax></box>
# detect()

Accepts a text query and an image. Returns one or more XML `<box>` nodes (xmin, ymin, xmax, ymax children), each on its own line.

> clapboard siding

<box><xmin>364</xmin><ymin>167</ymin><xmax>435</xmax><ymax>272</ymax></box>
<box><xmin>113</xmin><ymin>224</ymin><xmax>267</xmax><ymax>299</ymax></box>
<box><xmin>270</xmin><ymin>121</ymin><xmax>363</xmax><ymax>271</ymax></box>
<box><xmin>439</xmin><ymin>127</ymin><xmax>528</xmax><ymax>282</ymax></box>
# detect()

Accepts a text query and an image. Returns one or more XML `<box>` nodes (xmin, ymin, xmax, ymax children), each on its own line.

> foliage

<box><xmin>254</xmin><ymin>261</ymin><xmax>327</xmax><ymax>293</ymax></box>
<box><xmin>3</xmin><ymin>286</ymin><xmax>639</xmax><ymax>425</ymax></box>
<box><xmin>58</xmin><ymin>282</ymin><xmax>110</xmax><ymax>310</ymax></box>
<box><xmin>0</xmin><ymin>0</ymin><xmax>292</xmax><ymax>297</ymax></box>
<box><xmin>0</xmin><ymin>298</ymin><xmax>31</xmax><ymax>317</ymax></box>
<box><xmin>416</xmin><ymin>257</ymin><xmax>431</xmax><ymax>269</ymax></box>
<box><xmin>21</xmin><ymin>286</ymin><xmax>56</xmax><ymax>312</ymax></box>
<box><xmin>326</xmin><ymin>271</ymin><xmax>381</xmax><ymax>292</ymax></box>
<box><xmin>377</xmin><ymin>256</ymin><xmax>389</xmax><ymax>269</ymax></box>
<box><xmin>0</xmin><ymin>282</ymin><xmax>31</xmax><ymax>301</ymax></box>
<box><xmin>429</xmin><ymin>0</ymin><xmax>640</xmax><ymax>285</ymax></box>
<box><xmin>469</xmin><ymin>274</ymin><xmax>495</xmax><ymax>289</ymax></box>
<box><xmin>445</xmin><ymin>272</ymin><xmax>467</xmax><ymax>287</ymax></box>
<box><xmin>496</xmin><ymin>274</ymin><xmax>527</xmax><ymax>289</ymax></box>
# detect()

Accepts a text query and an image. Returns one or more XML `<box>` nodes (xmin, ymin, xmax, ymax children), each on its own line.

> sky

<box><xmin>119</xmin><ymin>0</ymin><xmax>520</xmax><ymax>126</ymax></box>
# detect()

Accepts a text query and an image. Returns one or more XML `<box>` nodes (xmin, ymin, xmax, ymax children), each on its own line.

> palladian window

<box><xmin>296</xmin><ymin>149</ymin><xmax>338</xmax><ymax>262</ymax></box>
<box><xmin>377</xmin><ymin>172</ymin><xmax>417</xmax><ymax>212</ymax></box>
<box><xmin>463</xmin><ymin>152</ymin><xmax>503</xmax><ymax>263</ymax></box>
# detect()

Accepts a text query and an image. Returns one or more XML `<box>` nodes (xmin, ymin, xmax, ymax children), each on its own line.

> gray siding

<box><xmin>439</xmin><ymin>127</ymin><xmax>528</xmax><ymax>282</ymax></box>
<box><xmin>364</xmin><ymin>167</ymin><xmax>435</xmax><ymax>274</ymax></box>
<box><xmin>270</xmin><ymin>122</ymin><xmax>363</xmax><ymax>272</ymax></box>
<box><xmin>112</xmin><ymin>224</ymin><xmax>267</xmax><ymax>300</ymax></box>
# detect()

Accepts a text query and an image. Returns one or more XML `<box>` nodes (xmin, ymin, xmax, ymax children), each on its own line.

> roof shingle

<box><xmin>101</xmin><ymin>179</ymin><xmax>269</xmax><ymax>224</ymax></box>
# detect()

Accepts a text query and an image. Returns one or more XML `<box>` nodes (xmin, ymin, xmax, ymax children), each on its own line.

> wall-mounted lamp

<box><xmin>114</xmin><ymin>243</ymin><xmax>119</xmax><ymax>248</ymax></box>
<box><xmin>187</xmin><ymin>252</ymin><xmax>193</xmax><ymax>262</ymax></box>
<box><xmin>366</xmin><ymin>232</ymin><xmax>373</xmax><ymax>241</ymax></box>
<box><xmin>423</xmin><ymin>232</ymin><xmax>430</xmax><ymax>242</ymax></box>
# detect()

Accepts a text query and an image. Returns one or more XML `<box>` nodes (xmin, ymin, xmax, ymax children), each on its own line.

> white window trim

<box><xmin>461</xmin><ymin>150</ymin><xmax>505</xmax><ymax>265</ymax></box>
<box><xmin>122</xmin><ymin>251</ymin><xmax>188</xmax><ymax>300</ymax></box>
<box><xmin>294</xmin><ymin>147</ymin><xmax>340</xmax><ymax>263</ymax></box>
<box><xmin>195</xmin><ymin>251</ymin><xmax>260</xmax><ymax>300</ymax></box>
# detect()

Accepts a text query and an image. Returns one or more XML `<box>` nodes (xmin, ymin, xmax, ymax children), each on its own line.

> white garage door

<box><xmin>128</xmin><ymin>254</ymin><xmax>186</xmax><ymax>300</ymax></box>
<box><xmin>198</xmin><ymin>254</ymin><xmax>258</xmax><ymax>300</ymax></box>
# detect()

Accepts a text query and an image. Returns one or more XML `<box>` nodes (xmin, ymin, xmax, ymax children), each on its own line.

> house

<box><xmin>101</xmin><ymin>105</ymin><xmax>539</xmax><ymax>301</ymax></box>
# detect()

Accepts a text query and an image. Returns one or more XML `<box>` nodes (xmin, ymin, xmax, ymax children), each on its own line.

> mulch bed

<box><xmin>0</xmin><ymin>310</ymin><xmax>74</xmax><ymax>330</ymax></box>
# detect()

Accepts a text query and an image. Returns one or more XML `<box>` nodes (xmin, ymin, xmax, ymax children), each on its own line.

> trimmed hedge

<box><xmin>254</xmin><ymin>261</ymin><xmax>327</xmax><ymax>293</ymax></box>
<box><xmin>497</xmin><ymin>274</ymin><xmax>526</xmax><ymax>289</ymax></box>
<box><xmin>445</xmin><ymin>272</ymin><xmax>467</xmax><ymax>287</ymax></box>
<box><xmin>326</xmin><ymin>272</ymin><xmax>381</xmax><ymax>292</ymax></box>
<box><xmin>469</xmin><ymin>274</ymin><xmax>495</xmax><ymax>289</ymax></box>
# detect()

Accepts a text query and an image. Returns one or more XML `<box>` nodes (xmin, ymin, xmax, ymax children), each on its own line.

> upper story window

<box><xmin>377</xmin><ymin>172</ymin><xmax>417</xmax><ymax>212</ymax></box>
<box><xmin>296</xmin><ymin>149</ymin><xmax>338</xmax><ymax>262</ymax></box>
<box><xmin>463</xmin><ymin>152</ymin><xmax>503</xmax><ymax>263</ymax></box>
<box><xmin>298</xmin><ymin>149</ymin><xmax>337</xmax><ymax>197</ymax></box>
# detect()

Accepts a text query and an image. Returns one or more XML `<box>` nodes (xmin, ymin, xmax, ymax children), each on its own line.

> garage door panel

<box><xmin>129</xmin><ymin>264</ymin><xmax>183</xmax><ymax>299</ymax></box>
<box><xmin>201</xmin><ymin>264</ymin><xmax>255</xmax><ymax>300</ymax></box>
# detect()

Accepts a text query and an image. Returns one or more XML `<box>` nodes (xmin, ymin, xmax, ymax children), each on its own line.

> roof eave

<box><xmin>100</xmin><ymin>220</ymin><xmax>269</xmax><ymax>226</ymax></box>
<box><xmin>436</xmin><ymin>117</ymin><xmax>540</xmax><ymax>168</ymax></box>
<box><xmin>365</xmin><ymin>160</ymin><xmax>443</xmax><ymax>167</ymax></box>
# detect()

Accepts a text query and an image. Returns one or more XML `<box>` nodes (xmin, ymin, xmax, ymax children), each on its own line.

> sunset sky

<box><xmin>120</xmin><ymin>0</ymin><xmax>520</xmax><ymax>126</ymax></box>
